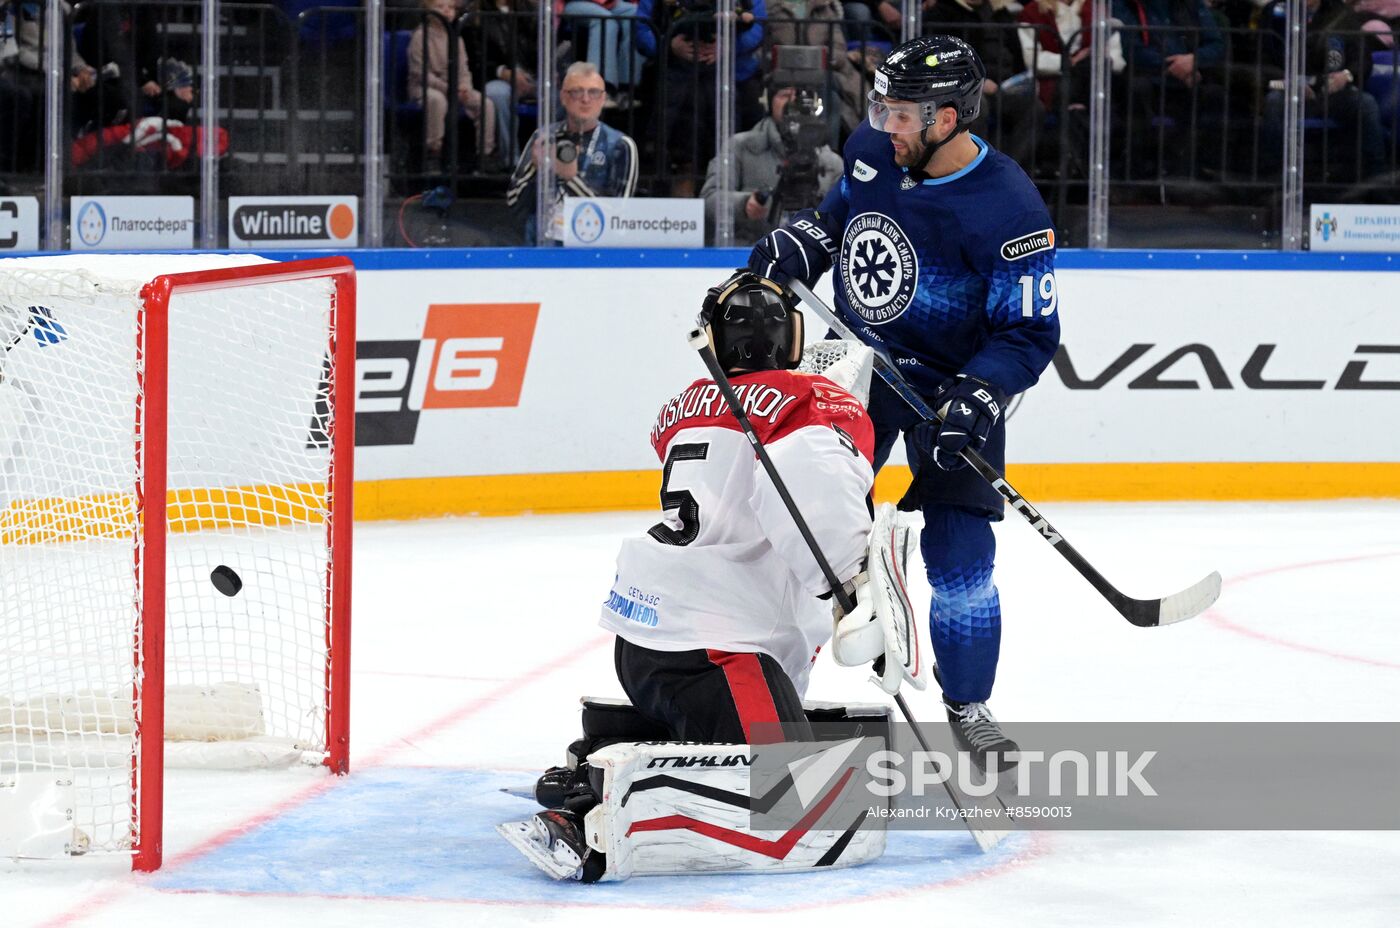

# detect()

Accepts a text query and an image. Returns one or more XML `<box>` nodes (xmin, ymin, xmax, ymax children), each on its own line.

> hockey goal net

<box><xmin>0</xmin><ymin>255</ymin><xmax>354</xmax><ymax>871</ymax></box>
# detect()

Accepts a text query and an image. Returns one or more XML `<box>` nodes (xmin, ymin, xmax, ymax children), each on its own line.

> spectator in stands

<box><xmin>1016</xmin><ymin>0</ymin><xmax>1125</xmax><ymax>175</ymax></box>
<box><xmin>1260</xmin><ymin>0</ymin><xmax>1388</xmax><ymax>180</ymax></box>
<box><xmin>471</xmin><ymin>0</ymin><xmax>540</xmax><ymax>163</ymax></box>
<box><xmin>700</xmin><ymin>80</ymin><xmax>841</xmax><ymax>242</ymax></box>
<box><xmin>764</xmin><ymin>0</ymin><xmax>864</xmax><ymax>136</ymax></box>
<box><xmin>70</xmin><ymin>57</ymin><xmax>229</xmax><ymax>173</ymax></box>
<box><xmin>73</xmin><ymin>1</ymin><xmax>189</xmax><ymax>129</ymax></box>
<box><xmin>1355</xmin><ymin>0</ymin><xmax>1400</xmax><ymax>39</ymax></box>
<box><xmin>843</xmin><ymin>0</ymin><xmax>905</xmax><ymax>42</ymax></box>
<box><xmin>1017</xmin><ymin>0</ymin><xmax>1125</xmax><ymax>111</ymax></box>
<box><xmin>506</xmin><ymin>61</ymin><xmax>638</xmax><ymax>243</ymax></box>
<box><xmin>1111</xmin><ymin>0</ymin><xmax>1228</xmax><ymax>176</ymax></box>
<box><xmin>1</xmin><ymin>1</ymin><xmax>97</xmax><ymax>173</ymax></box>
<box><xmin>924</xmin><ymin>0</ymin><xmax>1044</xmax><ymax>166</ymax></box>
<box><xmin>562</xmin><ymin>0</ymin><xmax>644</xmax><ymax>105</ymax></box>
<box><xmin>636</xmin><ymin>0</ymin><xmax>768</xmax><ymax>196</ymax></box>
<box><xmin>408</xmin><ymin>0</ymin><xmax>498</xmax><ymax>165</ymax></box>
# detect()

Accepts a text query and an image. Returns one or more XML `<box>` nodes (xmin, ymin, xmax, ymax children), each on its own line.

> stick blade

<box><xmin>1156</xmin><ymin>570</ymin><xmax>1223</xmax><ymax>625</ymax></box>
<box><xmin>1110</xmin><ymin>570</ymin><xmax>1222</xmax><ymax>627</ymax></box>
<box><xmin>970</xmin><ymin>824</ymin><xmax>1012</xmax><ymax>853</ymax></box>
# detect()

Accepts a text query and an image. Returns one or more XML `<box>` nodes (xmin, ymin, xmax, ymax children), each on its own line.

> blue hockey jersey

<box><xmin>817</xmin><ymin>123</ymin><xmax>1060</xmax><ymax>400</ymax></box>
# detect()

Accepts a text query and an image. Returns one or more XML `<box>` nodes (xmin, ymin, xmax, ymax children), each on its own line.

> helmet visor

<box><xmin>866</xmin><ymin>90</ymin><xmax>932</xmax><ymax>134</ymax></box>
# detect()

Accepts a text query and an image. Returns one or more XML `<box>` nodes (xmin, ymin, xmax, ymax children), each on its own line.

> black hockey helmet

<box><xmin>697</xmin><ymin>271</ymin><xmax>804</xmax><ymax>372</ymax></box>
<box><xmin>869</xmin><ymin>34</ymin><xmax>985</xmax><ymax>132</ymax></box>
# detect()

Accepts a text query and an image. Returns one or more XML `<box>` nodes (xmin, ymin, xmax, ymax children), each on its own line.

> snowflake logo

<box><xmin>852</xmin><ymin>239</ymin><xmax>897</xmax><ymax>301</ymax></box>
<box><xmin>841</xmin><ymin>213</ymin><xmax>918</xmax><ymax>324</ymax></box>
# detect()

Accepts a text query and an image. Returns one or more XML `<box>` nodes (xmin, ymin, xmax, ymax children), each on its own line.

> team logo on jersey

<box><xmin>841</xmin><ymin>212</ymin><xmax>919</xmax><ymax>325</ymax></box>
<box><xmin>853</xmin><ymin>160</ymin><xmax>878</xmax><ymax>182</ymax></box>
<box><xmin>899</xmin><ymin>175</ymin><xmax>917</xmax><ymax>191</ymax></box>
<box><xmin>1000</xmin><ymin>228</ymin><xmax>1055</xmax><ymax>261</ymax></box>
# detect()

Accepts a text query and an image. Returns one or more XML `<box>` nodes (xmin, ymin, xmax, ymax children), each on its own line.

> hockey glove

<box><xmin>913</xmin><ymin>374</ymin><xmax>1007</xmax><ymax>472</ymax></box>
<box><xmin>746</xmin><ymin>209</ymin><xmax>838</xmax><ymax>288</ymax></box>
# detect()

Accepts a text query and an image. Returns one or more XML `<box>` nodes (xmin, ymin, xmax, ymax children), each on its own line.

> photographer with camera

<box><xmin>506</xmin><ymin>61</ymin><xmax>639</xmax><ymax>244</ymax></box>
<box><xmin>700</xmin><ymin>47</ymin><xmax>841</xmax><ymax>243</ymax></box>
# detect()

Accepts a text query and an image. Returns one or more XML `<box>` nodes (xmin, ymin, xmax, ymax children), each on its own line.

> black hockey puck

<box><xmin>210</xmin><ymin>565</ymin><xmax>243</xmax><ymax>597</ymax></box>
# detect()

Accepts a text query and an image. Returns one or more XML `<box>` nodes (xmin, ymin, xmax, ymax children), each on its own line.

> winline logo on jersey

<box><xmin>1000</xmin><ymin>228</ymin><xmax>1054</xmax><ymax>261</ymax></box>
<box><xmin>740</xmin><ymin>722</ymin><xmax>1400</xmax><ymax>832</ymax></box>
<box><xmin>355</xmin><ymin>303</ymin><xmax>540</xmax><ymax>446</ymax></box>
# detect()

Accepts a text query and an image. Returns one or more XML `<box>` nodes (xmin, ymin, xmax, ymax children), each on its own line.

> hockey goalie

<box><xmin>498</xmin><ymin>272</ymin><xmax>926</xmax><ymax>882</ymax></box>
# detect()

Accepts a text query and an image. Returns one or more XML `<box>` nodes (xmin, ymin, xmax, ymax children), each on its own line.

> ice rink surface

<box><xmin>7</xmin><ymin>500</ymin><xmax>1400</xmax><ymax>927</ymax></box>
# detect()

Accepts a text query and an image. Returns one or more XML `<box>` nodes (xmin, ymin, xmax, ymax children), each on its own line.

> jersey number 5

<box><xmin>1018</xmin><ymin>272</ymin><xmax>1057</xmax><ymax>318</ymax></box>
<box><xmin>647</xmin><ymin>442</ymin><xmax>709</xmax><ymax>546</ymax></box>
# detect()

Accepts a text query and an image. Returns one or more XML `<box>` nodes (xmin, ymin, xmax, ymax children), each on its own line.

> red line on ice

<box><xmin>144</xmin><ymin>830</ymin><xmax>1053</xmax><ymax>913</ymax></box>
<box><xmin>1204</xmin><ymin>551</ymin><xmax>1400</xmax><ymax>670</ymax></box>
<box><xmin>34</xmin><ymin>631</ymin><xmax>614</xmax><ymax>928</ymax></box>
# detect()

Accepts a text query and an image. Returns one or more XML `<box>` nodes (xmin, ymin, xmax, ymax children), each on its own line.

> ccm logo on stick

<box><xmin>355</xmin><ymin>303</ymin><xmax>540</xmax><ymax>446</ymax></box>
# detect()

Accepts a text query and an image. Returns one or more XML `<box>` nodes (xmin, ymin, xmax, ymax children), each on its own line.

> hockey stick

<box><xmin>688</xmin><ymin>329</ymin><xmax>1009</xmax><ymax>853</ymax></box>
<box><xmin>786</xmin><ymin>281</ymin><xmax>1221</xmax><ymax>629</ymax></box>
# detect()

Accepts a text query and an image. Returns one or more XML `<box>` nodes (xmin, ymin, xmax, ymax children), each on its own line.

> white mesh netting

<box><xmin>797</xmin><ymin>339</ymin><xmax>875</xmax><ymax>406</ymax></box>
<box><xmin>0</xmin><ymin>255</ymin><xmax>341</xmax><ymax>857</ymax></box>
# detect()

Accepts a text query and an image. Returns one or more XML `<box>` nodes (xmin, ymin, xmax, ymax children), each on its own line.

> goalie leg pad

<box><xmin>582</xmin><ymin>737</ymin><xmax>887</xmax><ymax>881</ymax></box>
<box><xmin>503</xmin><ymin>702</ymin><xmax>894</xmax><ymax>881</ymax></box>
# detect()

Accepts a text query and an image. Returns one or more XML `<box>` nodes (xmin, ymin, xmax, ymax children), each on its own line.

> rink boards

<box><xmin>6</xmin><ymin>247</ymin><xmax>1383</xmax><ymax>517</ymax></box>
<box><xmin>306</xmin><ymin>248</ymin><xmax>1397</xmax><ymax>517</ymax></box>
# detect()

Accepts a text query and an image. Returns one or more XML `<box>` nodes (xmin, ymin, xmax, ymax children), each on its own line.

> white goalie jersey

<box><xmin>600</xmin><ymin>367</ymin><xmax>876</xmax><ymax>691</ymax></box>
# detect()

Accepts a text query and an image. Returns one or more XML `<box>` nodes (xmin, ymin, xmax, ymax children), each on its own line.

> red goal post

<box><xmin>0</xmin><ymin>256</ymin><xmax>355</xmax><ymax>872</ymax></box>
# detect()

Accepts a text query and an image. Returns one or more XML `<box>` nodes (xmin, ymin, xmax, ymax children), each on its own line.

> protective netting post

<box><xmin>42</xmin><ymin>0</ymin><xmax>65</xmax><ymax>250</ymax></box>
<box><xmin>1281</xmin><ymin>0</ymin><xmax>1306</xmax><ymax>250</ymax></box>
<box><xmin>200</xmin><ymin>0</ymin><xmax>221</xmax><ymax>248</ymax></box>
<box><xmin>1088</xmin><ymin>0</ymin><xmax>1111</xmax><ymax>248</ymax></box>
<box><xmin>713</xmin><ymin>0</ymin><xmax>736</xmax><ymax>247</ymax></box>
<box><xmin>535</xmin><ymin>2</ymin><xmax>557</xmax><ymax>245</ymax></box>
<box><xmin>365</xmin><ymin>0</ymin><xmax>386</xmax><ymax>248</ymax></box>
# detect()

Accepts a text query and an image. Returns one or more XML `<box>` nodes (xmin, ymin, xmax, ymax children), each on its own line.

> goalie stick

<box><xmin>688</xmin><ymin>329</ymin><xmax>1010</xmax><ymax>853</ymax></box>
<box><xmin>786</xmin><ymin>281</ymin><xmax>1221</xmax><ymax>629</ymax></box>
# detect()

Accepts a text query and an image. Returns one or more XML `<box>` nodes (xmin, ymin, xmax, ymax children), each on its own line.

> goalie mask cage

<box><xmin>0</xmin><ymin>255</ymin><xmax>354</xmax><ymax>872</ymax></box>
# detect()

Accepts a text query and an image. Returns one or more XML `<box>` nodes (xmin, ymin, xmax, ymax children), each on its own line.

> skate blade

<box><xmin>495</xmin><ymin>820</ymin><xmax>581</xmax><ymax>880</ymax></box>
<box><xmin>498</xmin><ymin>784</ymin><xmax>537</xmax><ymax>801</ymax></box>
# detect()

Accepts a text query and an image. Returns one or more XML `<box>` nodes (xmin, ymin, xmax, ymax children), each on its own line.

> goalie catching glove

<box><xmin>830</xmin><ymin>503</ymin><xmax>927</xmax><ymax>695</ymax></box>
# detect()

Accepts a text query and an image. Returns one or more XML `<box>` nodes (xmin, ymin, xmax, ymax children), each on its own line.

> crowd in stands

<box><xmin>1</xmin><ymin>0</ymin><xmax>1397</xmax><ymax>245</ymax></box>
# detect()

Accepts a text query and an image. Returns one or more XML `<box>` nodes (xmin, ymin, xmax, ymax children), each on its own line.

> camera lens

<box><xmin>555</xmin><ymin>138</ymin><xmax>579</xmax><ymax>164</ymax></box>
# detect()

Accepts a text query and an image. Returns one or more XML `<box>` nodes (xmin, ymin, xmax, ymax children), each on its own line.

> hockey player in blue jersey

<box><xmin>747</xmin><ymin>34</ymin><xmax>1060</xmax><ymax>771</ymax></box>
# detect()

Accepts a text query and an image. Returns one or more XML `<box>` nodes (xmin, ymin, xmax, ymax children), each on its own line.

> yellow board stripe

<box><xmin>0</xmin><ymin>483</ymin><xmax>328</xmax><ymax>545</ymax></box>
<box><xmin>349</xmin><ymin>463</ymin><xmax>1400</xmax><ymax>521</ymax></box>
<box><xmin>5</xmin><ymin>464</ymin><xmax>1395</xmax><ymax>540</ymax></box>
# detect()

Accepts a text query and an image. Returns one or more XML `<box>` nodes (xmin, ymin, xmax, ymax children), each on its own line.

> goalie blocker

<box><xmin>498</xmin><ymin>699</ymin><xmax>892</xmax><ymax>881</ymax></box>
